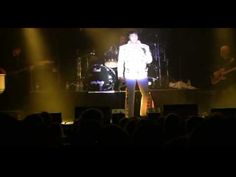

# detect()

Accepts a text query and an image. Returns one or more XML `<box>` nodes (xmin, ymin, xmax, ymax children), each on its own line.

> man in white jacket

<box><xmin>118</xmin><ymin>31</ymin><xmax>153</xmax><ymax>118</ymax></box>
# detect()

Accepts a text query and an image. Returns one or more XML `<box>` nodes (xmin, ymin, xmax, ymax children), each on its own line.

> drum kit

<box><xmin>68</xmin><ymin>42</ymin><xmax>169</xmax><ymax>92</ymax></box>
<box><xmin>82</xmin><ymin>47</ymin><xmax>119</xmax><ymax>91</ymax></box>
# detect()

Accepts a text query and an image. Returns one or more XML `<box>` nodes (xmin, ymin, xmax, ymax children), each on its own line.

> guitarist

<box><xmin>211</xmin><ymin>45</ymin><xmax>236</xmax><ymax>89</ymax></box>
<box><xmin>4</xmin><ymin>47</ymin><xmax>31</xmax><ymax>103</ymax></box>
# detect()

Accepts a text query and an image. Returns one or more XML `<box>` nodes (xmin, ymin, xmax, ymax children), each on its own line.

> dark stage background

<box><xmin>1</xmin><ymin>28</ymin><xmax>236</xmax><ymax>120</ymax></box>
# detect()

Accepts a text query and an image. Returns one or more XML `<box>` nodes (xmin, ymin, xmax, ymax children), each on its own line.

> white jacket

<box><xmin>117</xmin><ymin>40</ymin><xmax>153</xmax><ymax>80</ymax></box>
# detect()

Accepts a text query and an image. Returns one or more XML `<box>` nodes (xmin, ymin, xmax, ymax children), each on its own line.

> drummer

<box><xmin>88</xmin><ymin>49</ymin><xmax>101</xmax><ymax>66</ymax></box>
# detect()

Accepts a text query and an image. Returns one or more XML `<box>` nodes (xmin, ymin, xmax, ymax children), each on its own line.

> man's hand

<box><xmin>118</xmin><ymin>77</ymin><xmax>125</xmax><ymax>82</ymax></box>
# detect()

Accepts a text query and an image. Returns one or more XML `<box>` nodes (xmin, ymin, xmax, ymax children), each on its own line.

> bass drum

<box><xmin>84</xmin><ymin>64</ymin><xmax>118</xmax><ymax>91</ymax></box>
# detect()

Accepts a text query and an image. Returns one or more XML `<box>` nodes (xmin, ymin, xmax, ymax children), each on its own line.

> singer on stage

<box><xmin>117</xmin><ymin>31</ymin><xmax>153</xmax><ymax>118</ymax></box>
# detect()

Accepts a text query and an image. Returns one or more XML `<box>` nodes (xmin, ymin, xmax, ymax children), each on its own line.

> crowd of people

<box><xmin>0</xmin><ymin>108</ymin><xmax>236</xmax><ymax>148</ymax></box>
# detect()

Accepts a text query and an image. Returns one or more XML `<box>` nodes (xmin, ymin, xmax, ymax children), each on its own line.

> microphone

<box><xmin>141</xmin><ymin>48</ymin><xmax>146</xmax><ymax>54</ymax></box>
<box><xmin>140</xmin><ymin>44</ymin><xmax>146</xmax><ymax>54</ymax></box>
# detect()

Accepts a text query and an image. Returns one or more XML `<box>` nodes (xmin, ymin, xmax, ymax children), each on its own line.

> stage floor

<box><xmin>1</xmin><ymin>88</ymin><xmax>236</xmax><ymax>121</ymax></box>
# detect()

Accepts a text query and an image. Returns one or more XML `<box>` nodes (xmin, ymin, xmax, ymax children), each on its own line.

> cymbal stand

<box><xmin>75</xmin><ymin>57</ymin><xmax>84</xmax><ymax>91</ymax></box>
<box><xmin>66</xmin><ymin>56</ymin><xmax>84</xmax><ymax>91</ymax></box>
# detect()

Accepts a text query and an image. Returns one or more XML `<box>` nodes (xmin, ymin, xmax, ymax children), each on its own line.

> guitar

<box><xmin>211</xmin><ymin>66</ymin><xmax>236</xmax><ymax>85</ymax></box>
<box><xmin>8</xmin><ymin>60</ymin><xmax>54</xmax><ymax>76</ymax></box>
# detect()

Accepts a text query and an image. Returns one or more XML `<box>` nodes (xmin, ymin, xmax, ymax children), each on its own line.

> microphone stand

<box><xmin>152</xmin><ymin>41</ymin><xmax>161</xmax><ymax>88</ymax></box>
<box><xmin>162</xmin><ymin>46</ymin><xmax>169</xmax><ymax>88</ymax></box>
